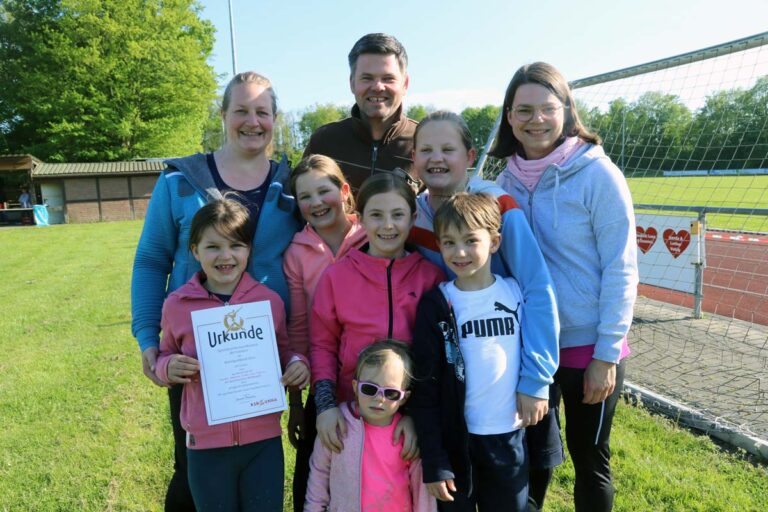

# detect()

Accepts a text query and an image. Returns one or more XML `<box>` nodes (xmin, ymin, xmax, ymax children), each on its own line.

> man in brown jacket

<box><xmin>303</xmin><ymin>33</ymin><xmax>418</xmax><ymax>191</ymax></box>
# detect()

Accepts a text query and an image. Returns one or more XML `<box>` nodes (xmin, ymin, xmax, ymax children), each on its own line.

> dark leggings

<box><xmin>166</xmin><ymin>385</ymin><xmax>196</xmax><ymax>511</ymax></box>
<box><xmin>291</xmin><ymin>394</ymin><xmax>318</xmax><ymax>512</ymax></box>
<box><xmin>187</xmin><ymin>436</ymin><xmax>284</xmax><ymax>512</ymax></box>
<box><xmin>556</xmin><ymin>360</ymin><xmax>626</xmax><ymax>512</ymax></box>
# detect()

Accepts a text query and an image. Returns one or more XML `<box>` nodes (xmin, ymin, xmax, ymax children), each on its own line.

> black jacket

<box><xmin>410</xmin><ymin>285</ymin><xmax>474</xmax><ymax>493</ymax></box>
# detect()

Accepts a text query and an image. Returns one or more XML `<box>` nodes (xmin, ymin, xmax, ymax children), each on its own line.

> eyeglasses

<box><xmin>509</xmin><ymin>104</ymin><xmax>566</xmax><ymax>122</ymax></box>
<box><xmin>372</xmin><ymin>166</ymin><xmax>422</xmax><ymax>190</ymax></box>
<box><xmin>357</xmin><ymin>381</ymin><xmax>407</xmax><ymax>401</ymax></box>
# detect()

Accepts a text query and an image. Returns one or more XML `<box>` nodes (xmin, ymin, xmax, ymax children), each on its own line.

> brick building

<box><xmin>32</xmin><ymin>160</ymin><xmax>165</xmax><ymax>223</ymax></box>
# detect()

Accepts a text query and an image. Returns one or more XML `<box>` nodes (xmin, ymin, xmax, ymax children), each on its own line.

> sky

<box><xmin>197</xmin><ymin>0</ymin><xmax>768</xmax><ymax>114</ymax></box>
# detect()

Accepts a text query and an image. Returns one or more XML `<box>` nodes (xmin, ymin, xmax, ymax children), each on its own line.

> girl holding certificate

<box><xmin>156</xmin><ymin>199</ymin><xmax>310</xmax><ymax>512</ymax></box>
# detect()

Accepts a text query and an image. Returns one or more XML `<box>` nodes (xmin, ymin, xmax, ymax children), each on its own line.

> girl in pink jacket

<box><xmin>156</xmin><ymin>199</ymin><xmax>310</xmax><ymax>511</ymax></box>
<box><xmin>305</xmin><ymin>340</ymin><xmax>437</xmax><ymax>512</ymax></box>
<box><xmin>284</xmin><ymin>155</ymin><xmax>367</xmax><ymax>511</ymax></box>
<box><xmin>310</xmin><ymin>173</ymin><xmax>445</xmax><ymax>458</ymax></box>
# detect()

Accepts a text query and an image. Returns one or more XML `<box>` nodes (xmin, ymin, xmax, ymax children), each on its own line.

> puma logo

<box><xmin>494</xmin><ymin>301</ymin><xmax>520</xmax><ymax>323</ymax></box>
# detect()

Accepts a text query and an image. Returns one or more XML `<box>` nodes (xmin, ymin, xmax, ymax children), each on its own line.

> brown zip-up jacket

<box><xmin>303</xmin><ymin>104</ymin><xmax>418</xmax><ymax>192</ymax></box>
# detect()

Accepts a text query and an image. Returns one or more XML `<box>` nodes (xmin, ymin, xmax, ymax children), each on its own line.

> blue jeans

<box><xmin>439</xmin><ymin>429</ymin><xmax>529</xmax><ymax>512</ymax></box>
<box><xmin>187</xmin><ymin>436</ymin><xmax>283</xmax><ymax>512</ymax></box>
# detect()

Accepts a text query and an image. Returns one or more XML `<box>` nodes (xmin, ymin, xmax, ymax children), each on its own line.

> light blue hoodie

<box><xmin>411</xmin><ymin>178</ymin><xmax>559</xmax><ymax>399</ymax></box>
<box><xmin>496</xmin><ymin>144</ymin><xmax>638</xmax><ymax>363</ymax></box>
<box><xmin>131</xmin><ymin>153</ymin><xmax>301</xmax><ymax>353</ymax></box>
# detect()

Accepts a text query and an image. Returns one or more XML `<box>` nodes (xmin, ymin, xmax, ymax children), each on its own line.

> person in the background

<box><xmin>19</xmin><ymin>188</ymin><xmax>31</xmax><ymax>208</ymax></box>
<box><xmin>493</xmin><ymin>62</ymin><xmax>638</xmax><ymax>512</ymax></box>
<box><xmin>303</xmin><ymin>33</ymin><xmax>417</xmax><ymax>191</ymax></box>
<box><xmin>131</xmin><ymin>71</ymin><xmax>302</xmax><ymax>511</ymax></box>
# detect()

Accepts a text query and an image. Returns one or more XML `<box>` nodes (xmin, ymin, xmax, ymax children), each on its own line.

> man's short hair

<box><xmin>348</xmin><ymin>33</ymin><xmax>408</xmax><ymax>75</ymax></box>
<box><xmin>434</xmin><ymin>192</ymin><xmax>501</xmax><ymax>238</ymax></box>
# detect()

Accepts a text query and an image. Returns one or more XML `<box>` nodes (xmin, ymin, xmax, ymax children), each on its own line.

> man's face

<box><xmin>350</xmin><ymin>53</ymin><xmax>409</xmax><ymax>125</ymax></box>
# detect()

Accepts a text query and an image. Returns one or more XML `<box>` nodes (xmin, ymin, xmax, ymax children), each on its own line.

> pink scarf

<box><xmin>506</xmin><ymin>137</ymin><xmax>583</xmax><ymax>192</ymax></box>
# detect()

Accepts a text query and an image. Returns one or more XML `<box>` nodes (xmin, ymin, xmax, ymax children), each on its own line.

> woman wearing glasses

<box><xmin>493</xmin><ymin>62</ymin><xmax>638</xmax><ymax>512</ymax></box>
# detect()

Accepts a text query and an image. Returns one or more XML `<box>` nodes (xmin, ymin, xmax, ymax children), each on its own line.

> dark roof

<box><xmin>33</xmin><ymin>160</ymin><xmax>166</xmax><ymax>178</ymax></box>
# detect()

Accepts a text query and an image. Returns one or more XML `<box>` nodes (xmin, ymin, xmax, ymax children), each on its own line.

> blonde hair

<box><xmin>221</xmin><ymin>72</ymin><xmax>278</xmax><ymax>156</ymax></box>
<box><xmin>221</xmin><ymin>71</ymin><xmax>277</xmax><ymax>115</ymax></box>
<box><xmin>290</xmin><ymin>154</ymin><xmax>355</xmax><ymax>214</ymax></box>
<box><xmin>355</xmin><ymin>339</ymin><xmax>415</xmax><ymax>389</ymax></box>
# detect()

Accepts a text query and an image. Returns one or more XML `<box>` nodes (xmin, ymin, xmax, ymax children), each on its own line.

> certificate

<box><xmin>191</xmin><ymin>300</ymin><xmax>286</xmax><ymax>425</ymax></box>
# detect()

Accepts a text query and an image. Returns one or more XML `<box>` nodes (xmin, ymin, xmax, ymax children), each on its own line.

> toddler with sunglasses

<box><xmin>304</xmin><ymin>339</ymin><xmax>437</xmax><ymax>512</ymax></box>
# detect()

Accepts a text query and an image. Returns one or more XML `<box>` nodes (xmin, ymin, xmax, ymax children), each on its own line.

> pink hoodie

<box><xmin>304</xmin><ymin>402</ymin><xmax>437</xmax><ymax>512</ymax></box>
<box><xmin>283</xmin><ymin>218</ymin><xmax>367</xmax><ymax>358</ymax></box>
<box><xmin>156</xmin><ymin>272</ymin><xmax>306</xmax><ymax>450</ymax></box>
<box><xmin>310</xmin><ymin>247</ymin><xmax>445</xmax><ymax>403</ymax></box>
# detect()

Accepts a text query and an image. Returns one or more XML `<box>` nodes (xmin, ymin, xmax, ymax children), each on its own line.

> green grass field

<box><xmin>627</xmin><ymin>175</ymin><xmax>768</xmax><ymax>233</ymax></box>
<box><xmin>1</xmin><ymin>221</ymin><xmax>766</xmax><ymax>511</ymax></box>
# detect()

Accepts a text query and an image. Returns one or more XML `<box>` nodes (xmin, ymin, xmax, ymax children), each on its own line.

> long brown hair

<box><xmin>489</xmin><ymin>62</ymin><xmax>600</xmax><ymax>159</ymax></box>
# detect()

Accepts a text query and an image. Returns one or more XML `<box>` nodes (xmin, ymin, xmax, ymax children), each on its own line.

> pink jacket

<box><xmin>283</xmin><ymin>218</ymin><xmax>367</xmax><ymax>358</ymax></box>
<box><xmin>310</xmin><ymin>247</ymin><xmax>445</xmax><ymax>403</ymax></box>
<box><xmin>304</xmin><ymin>402</ymin><xmax>437</xmax><ymax>512</ymax></box>
<box><xmin>156</xmin><ymin>272</ymin><xmax>306</xmax><ymax>449</ymax></box>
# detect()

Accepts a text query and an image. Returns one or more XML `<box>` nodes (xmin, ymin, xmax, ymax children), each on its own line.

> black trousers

<box><xmin>166</xmin><ymin>384</ymin><xmax>196</xmax><ymax>512</ymax></box>
<box><xmin>556</xmin><ymin>360</ymin><xmax>626</xmax><ymax>512</ymax></box>
<box><xmin>291</xmin><ymin>393</ymin><xmax>318</xmax><ymax>512</ymax></box>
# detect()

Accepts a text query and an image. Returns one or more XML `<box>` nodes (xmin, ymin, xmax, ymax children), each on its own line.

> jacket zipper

<box><xmin>386</xmin><ymin>259</ymin><xmax>395</xmax><ymax>338</ymax></box>
<box><xmin>527</xmin><ymin>191</ymin><xmax>536</xmax><ymax>236</ymax></box>
<box><xmin>371</xmin><ymin>143</ymin><xmax>379</xmax><ymax>175</ymax></box>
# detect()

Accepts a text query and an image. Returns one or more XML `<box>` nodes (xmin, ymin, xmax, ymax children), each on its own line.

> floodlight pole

<box><xmin>228</xmin><ymin>0</ymin><xmax>238</xmax><ymax>75</ymax></box>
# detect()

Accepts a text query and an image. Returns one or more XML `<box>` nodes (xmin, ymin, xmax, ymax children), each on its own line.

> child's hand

<box><xmin>316</xmin><ymin>407</ymin><xmax>346</xmax><ymax>453</ymax></box>
<box><xmin>166</xmin><ymin>354</ymin><xmax>200</xmax><ymax>384</ymax></box>
<box><xmin>426</xmin><ymin>480</ymin><xmax>456</xmax><ymax>502</ymax></box>
<box><xmin>141</xmin><ymin>347</ymin><xmax>169</xmax><ymax>388</ymax></box>
<box><xmin>287</xmin><ymin>403</ymin><xmax>305</xmax><ymax>449</ymax></box>
<box><xmin>516</xmin><ymin>392</ymin><xmax>548</xmax><ymax>427</ymax></box>
<box><xmin>394</xmin><ymin>415</ymin><xmax>420</xmax><ymax>460</ymax></box>
<box><xmin>281</xmin><ymin>360</ymin><xmax>310</xmax><ymax>389</ymax></box>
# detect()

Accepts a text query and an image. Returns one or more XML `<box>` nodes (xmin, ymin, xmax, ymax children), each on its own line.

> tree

<box><xmin>407</xmin><ymin>104</ymin><xmax>434</xmax><ymax>122</ymax></box>
<box><xmin>297</xmin><ymin>104</ymin><xmax>347</xmax><ymax>147</ymax></box>
<box><xmin>201</xmin><ymin>97</ymin><xmax>223</xmax><ymax>153</ymax></box>
<box><xmin>461</xmin><ymin>105</ymin><xmax>501</xmax><ymax>152</ymax></box>
<box><xmin>272</xmin><ymin>110</ymin><xmax>303</xmax><ymax>166</ymax></box>
<box><xmin>0</xmin><ymin>0</ymin><xmax>217</xmax><ymax>161</ymax></box>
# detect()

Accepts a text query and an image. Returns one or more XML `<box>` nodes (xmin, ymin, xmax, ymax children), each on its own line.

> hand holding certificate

<box><xmin>191</xmin><ymin>300</ymin><xmax>287</xmax><ymax>426</ymax></box>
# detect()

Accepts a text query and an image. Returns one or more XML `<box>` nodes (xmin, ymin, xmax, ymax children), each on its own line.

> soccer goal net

<box><xmin>478</xmin><ymin>32</ymin><xmax>768</xmax><ymax>458</ymax></box>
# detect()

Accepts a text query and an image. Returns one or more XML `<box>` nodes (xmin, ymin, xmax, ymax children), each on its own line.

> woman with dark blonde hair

<box><xmin>131</xmin><ymin>71</ymin><xmax>303</xmax><ymax>511</ymax></box>
<box><xmin>493</xmin><ymin>62</ymin><xmax>638</xmax><ymax>512</ymax></box>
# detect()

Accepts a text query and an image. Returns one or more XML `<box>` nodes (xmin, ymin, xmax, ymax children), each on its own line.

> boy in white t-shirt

<box><xmin>411</xmin><ymin>192</ymin><xmax>542</xmax><ymax>511</ymax></box>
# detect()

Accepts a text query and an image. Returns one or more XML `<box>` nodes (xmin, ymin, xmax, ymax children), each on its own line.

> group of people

<box><xmin>131</xmin><ymin>33</ymin><xmax>638</xmax><ymax>512</ymax></box>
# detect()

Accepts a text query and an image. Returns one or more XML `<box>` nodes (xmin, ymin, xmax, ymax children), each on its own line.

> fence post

<box><xmin>692</xmin><ymin>210</ymin><xmax>706</xmax><ymax>318</ymax></box>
